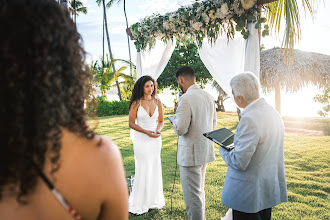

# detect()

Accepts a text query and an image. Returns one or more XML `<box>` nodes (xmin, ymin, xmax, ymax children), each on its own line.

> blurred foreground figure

<box><xmin>0</xmin><ymin>0</ymin><xmax>128</xmax><ymax>219</ymax></box>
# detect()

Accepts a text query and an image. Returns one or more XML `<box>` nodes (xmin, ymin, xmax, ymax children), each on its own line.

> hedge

<box><xmin>86</xmin><ymin>96</ymin><xmax>130</xmax><ymax>117</ymax></box>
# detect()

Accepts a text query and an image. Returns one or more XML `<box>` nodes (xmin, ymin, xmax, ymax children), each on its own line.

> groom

<box><xmin>172</xmin><ymin>66</ymin><xmax>217</xmax><ymax>220</ymax></box>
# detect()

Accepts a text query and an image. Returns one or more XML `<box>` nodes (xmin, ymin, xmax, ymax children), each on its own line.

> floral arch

<box><xmin>127</xmin><ymin>0</ymin><xmax>273</xmax><ymax>98</ymax></box>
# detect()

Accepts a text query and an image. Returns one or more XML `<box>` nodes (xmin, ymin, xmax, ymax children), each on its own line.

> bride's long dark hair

<box><xmin>129</xmin><ymin>75</ymin><xmax>158</xmax><ymax>110</ymax></box>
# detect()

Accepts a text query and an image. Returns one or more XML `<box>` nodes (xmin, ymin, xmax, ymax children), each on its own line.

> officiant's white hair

<box><xmin>230</xmin><ymin>72</ymin><xmax>260</xmax><ymax>102</ymax></box>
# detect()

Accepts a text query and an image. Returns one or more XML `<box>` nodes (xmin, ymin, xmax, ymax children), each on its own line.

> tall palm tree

<box><xmin>96</xmin><ymin>0</ymin><xmax>132</xmax><ymax>77</ymax></box>
<box><xmin>96</xmin><ymin>0</ymin><xmax>123</xmax><ymax>100</ymax></box>
<box><xmin>69</xmin><ymin>0</ymin><xmax>87</xmax><ymax>23</ymax></box>
<box><xmin>122</xmin><ymin>0</ymin><xmax>133</xmax><ymax>77</ymax></box>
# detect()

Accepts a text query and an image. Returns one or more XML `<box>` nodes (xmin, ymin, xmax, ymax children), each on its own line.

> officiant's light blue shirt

<box><xmin>220</xmin><ymin>98</ymin><xmax>288</xmax><ymax>213</ymax></box>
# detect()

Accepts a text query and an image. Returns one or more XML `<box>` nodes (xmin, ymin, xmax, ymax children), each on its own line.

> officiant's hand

<box><xmin>145</xmin><ymin>130</ymin><xmax>160</xmax><ymax>138</ymax></box>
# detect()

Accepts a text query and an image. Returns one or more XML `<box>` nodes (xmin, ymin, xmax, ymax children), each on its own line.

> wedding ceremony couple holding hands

<box><xmin>128</xmin><ymin>66</ymin><xmax>287</xmax><ymax>220</ymax></box>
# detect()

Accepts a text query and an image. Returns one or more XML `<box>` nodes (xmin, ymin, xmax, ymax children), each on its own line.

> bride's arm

<box><xmin>156</xmin><ymin>100</ymin><xmax>164</xmax><ymax>133</ymax></box>
<box><xmin>129</xmin><ymin>101</ymin><xmax>157</xmax><ymax>138</ymax></box>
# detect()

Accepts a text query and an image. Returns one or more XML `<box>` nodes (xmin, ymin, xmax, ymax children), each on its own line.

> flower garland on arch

<box><xmin>130</xmin><ymin>0</ymin><xmax>269</xmax><ymax>52</ymax></box>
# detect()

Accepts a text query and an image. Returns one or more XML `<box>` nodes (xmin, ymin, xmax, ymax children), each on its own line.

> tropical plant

<box><xmin>122</xmin><ymin>0</ymin><xmax>133</xmax><ymax>77</ymax></box>
<box><xmin>313</xmin><ymin>85</ymin><xmax>330</xmax><ymax>117</ymax></box>
<box><xmin>263</xmin><ymin>0</ymin><xmax>320</xmax><ymax>60</ymax></box>
<box><xmin>69</xmin><ymin>0</ymin><xmax>87</xmax><ymax>23</ymax></box>
<box><xmin>96</xmin><ymin>0</ymin><xmax>132</xmax><ymax>77</ymax></box>
<box><xmin>96</xmin><ymin>0</ymin><xmax>123</xmax><ymax>100</ymax></box>
<box><xmin>157</xmin><ymin>40</ymin><xmax>212</xmax><ymax>92</ymax></box>
<box><xmin>91</xmin><ymin>55</ymin><xmax>135</xmax><ymax>99</ymax></box>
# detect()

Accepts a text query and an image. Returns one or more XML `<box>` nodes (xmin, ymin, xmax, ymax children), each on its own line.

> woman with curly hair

<box><xmin>128</xmin><ymin>76</ymin><xmax>165</xmax><ymax>215</ymax></box>
<box><xmin>0</xmin><ymin>0</ymin><xmax>128</xmax><ymax>219</ymax></box>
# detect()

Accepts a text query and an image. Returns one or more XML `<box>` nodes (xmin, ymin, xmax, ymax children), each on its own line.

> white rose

<box><xmin>216</xmin><ymin>8</ymin><xmax>222</xmax><ymax>18</ymax></box>
<box><xmin>202</xmin><ymin>13</ymin><xmax>210</xmax><ymax>24</ymax></box>
<box><xmin>163</xmin><ymin>22</ymin><xmax>170</xmax><ymax>30</ymax></box>
<box><xmin>220</xmin><ymin>3</ymin><xmax>229</xmax><ymax>16</ymax></box>
<box><xmin>192</xmin><ymin>22</ymin><xmax>203</xmax><ymax>31</ymax></box>
<box><xmin>241</xmin><ymin>0</ymin><xmax>256</xmax><ymax>10</ymax></box>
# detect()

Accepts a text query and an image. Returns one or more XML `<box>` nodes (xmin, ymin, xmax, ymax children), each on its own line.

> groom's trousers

<box><xmin>180</xmin><ymin>164</ymin><xmax>207</xmax><ymax>220</ymax></box>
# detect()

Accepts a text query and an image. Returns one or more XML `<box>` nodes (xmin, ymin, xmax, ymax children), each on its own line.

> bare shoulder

<box><xmin>91</xmin><ymin>136</ymin><xmax>128</xmax><ymax>219</ymax></box>
<box><xmin>86</xmin><ymin>135</ymin><xmax>125</xmax><ymax>181</ymax></box>
<box><xmin>153</xmin><ymin>96</ymin><xmax>161</xmax><ymax>105</ymax></box>
<box><xmin>60</xmin><ymin>132</ymin><xmax>125</xmax><ymax>182</ymax></box>
<box><xmin>96</xmin><ymin>135</ymin><xmax>121</xmax><ymax>160</ymax></box>
<box><xmin>130</xmin><ymin>100</ymin><xmax>140</xmax><ymax>110</ymax></box>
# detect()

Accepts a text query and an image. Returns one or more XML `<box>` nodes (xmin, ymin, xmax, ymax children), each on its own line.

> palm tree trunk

<box><xmin>275</xmin><ymin>85</ymin><xmax>281</xmax><ymax>115</ymax></box>
<box><xmin>123</xmin><ymin>0</ymin><xmax>132</xmax><ymax>77</ymax></box>
<box><xmin>102</xmin><ymin>0</ymin><xmax>122</xmax><ymax>100</ymax></box>
<box><xmin>102</xmin><ymin>11</ymin><xmax>105</xmax><ymax>62</ymax></box>
<box><xmin>74</xmin><ymin>0</ymin><xmax>76</xmax><ymax>23</ymax></box>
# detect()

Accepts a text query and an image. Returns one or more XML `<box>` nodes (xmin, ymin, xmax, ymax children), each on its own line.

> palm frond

<box><xmin>264</xmin><ymin>0</ymin><xmax>318</xmax><ymax>61</ymax></box>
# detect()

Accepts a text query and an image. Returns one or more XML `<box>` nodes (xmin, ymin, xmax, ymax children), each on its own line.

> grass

<box><xmin>89</xmin><ymin>112</ymin><xmax>330</xmax><ymax>220</ymax></box>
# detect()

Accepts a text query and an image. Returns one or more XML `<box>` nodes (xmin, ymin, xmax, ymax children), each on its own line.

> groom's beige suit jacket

<box><xmin>173</xmin><ymin>84</ymin><xmax>217</xmax><ymax>166</ymax></box>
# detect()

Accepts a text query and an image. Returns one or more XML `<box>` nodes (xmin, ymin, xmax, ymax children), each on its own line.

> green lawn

<box><xmin>89</xmin><ymin>112</ymin><xmax>330</xmax><ymax>219</ymax></box>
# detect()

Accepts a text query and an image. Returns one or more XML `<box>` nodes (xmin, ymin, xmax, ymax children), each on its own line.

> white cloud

<box><xmin>108</xmin><ymin>24</ymin><xmax>127</xmax><ymax>34</ymax></box>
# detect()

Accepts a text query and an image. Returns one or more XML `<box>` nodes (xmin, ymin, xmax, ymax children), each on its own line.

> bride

<box><xmin>128</xmin><ymin>75</ymin><xmax>165</xmax><ymax>215</ymax></box>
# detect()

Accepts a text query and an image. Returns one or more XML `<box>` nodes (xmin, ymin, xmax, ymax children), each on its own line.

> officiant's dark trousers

<box><xmin>233</xmin><ymin>208</ymin><xmax>272</xmax><ymax>220</ymax></box>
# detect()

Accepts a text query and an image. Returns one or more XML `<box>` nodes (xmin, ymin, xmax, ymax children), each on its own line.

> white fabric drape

<box><xmin>136</xmin><ymin>38</ymin><xmax>176</xmax><ymax>80</ymax></box>
<box><xmin>198</xmin><ymin>23</ymin><xmax>260</xmax><ymax>99</ymax></box>
<box><xmin>244</xmin><ymin>23</ymin><xmax>260</xmax><ymax>78</ymax></box>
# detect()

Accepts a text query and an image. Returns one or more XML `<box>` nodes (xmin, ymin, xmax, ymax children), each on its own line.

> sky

<box><xmin>75</xmin><ymin>0</ymin><xmax>330</xmax><ymax>117</ymax></box>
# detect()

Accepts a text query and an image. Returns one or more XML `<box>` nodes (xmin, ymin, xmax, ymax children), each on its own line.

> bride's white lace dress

<box><xmin>129</xmin><ymin>103</ymin><xmax>165</xmax><ymax>215</ymax></box>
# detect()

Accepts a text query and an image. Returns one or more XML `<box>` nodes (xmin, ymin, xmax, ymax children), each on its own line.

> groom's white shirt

<box><xmin>220</xmin><ymin>98</ymin><xmax>288</xmax><ymax>213</ymax></box>
<box><xmin>173</xmin><ymin>84</ymin><xmax>217</xmax><ymax>166</ymax></box>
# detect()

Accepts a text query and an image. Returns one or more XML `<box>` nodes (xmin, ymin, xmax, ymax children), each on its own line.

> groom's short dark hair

<box><xmin>176</xmin><ymin>66</ymin><xmax>195</xmax><ymax>79</ymax></box>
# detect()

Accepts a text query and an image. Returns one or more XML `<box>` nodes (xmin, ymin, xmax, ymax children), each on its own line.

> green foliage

<box><xmin>265</xmin><ymin>0</ymin><xmax>318</xmax><ymax>60</ymax></box>
<box><xmin>313</xmin><ymin>85</ymin><xmax>330</xmax><ymax>117</ymax></box>
<box><xmin>90</xmin><ymin>55</ymin><xmax>135</xmax><ymax>97</ymax></box>
<box><xmin>69</xmin><ymin>0</ymin><xmax>87</xmax><ymax>16</ymax></box>
<box><xmin>95</xmin><ymin>0</ymin><xmax>120</xmax><ymax>8</ymax></box>
<box><xmin>88</xmin><ymin>113</ymin><xmax>330</xmax><ymax>219</ymax></box>
<box><xmin>92</xmin><ymin>96</ymin><xmax>130</xmax><ymax>116</ymax></box>
<box><xmin>157</xmin><ymin>41</ymin><xmax>212</xmax><ymax>92</ymax></box>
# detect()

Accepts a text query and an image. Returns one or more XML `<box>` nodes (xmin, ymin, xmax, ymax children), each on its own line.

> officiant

<box><xmin>219</xmin><ymin>72</ymin><xmax>288</xmax><ymax>220</ymax></box>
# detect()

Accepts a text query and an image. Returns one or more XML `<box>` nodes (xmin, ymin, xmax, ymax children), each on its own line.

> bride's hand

<box><xmin>145</xmin><ymin>130</ymin><xmax>160</xmax><ymax>138</ymax></box>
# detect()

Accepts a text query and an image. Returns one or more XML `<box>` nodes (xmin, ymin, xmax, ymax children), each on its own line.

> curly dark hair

<box><xmin>0</xmin><ymin>0</ymin><xmax>95</xmax><ymax>202</ymax></box>
<box><xmin>129</xmin><ymin>75</ymin><xmax>158</xmax><ymax>110</ymax></box>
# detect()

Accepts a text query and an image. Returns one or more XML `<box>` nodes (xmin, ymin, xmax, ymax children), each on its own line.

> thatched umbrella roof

<box><xmin>260</xmin><ymin>47</ymin><xmax>330</xmax><ymax>92</ymax></box>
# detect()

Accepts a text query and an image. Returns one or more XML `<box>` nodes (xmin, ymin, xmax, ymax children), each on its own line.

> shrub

<box><xmin>86</xmin><ymin>96</ymin><xmax>129</xmax><ymax>117</ymax></box>
<box><xmin>96</xmin><ymin>96</ymin><xmax>129</xmax><ymax>116</ymax></box>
